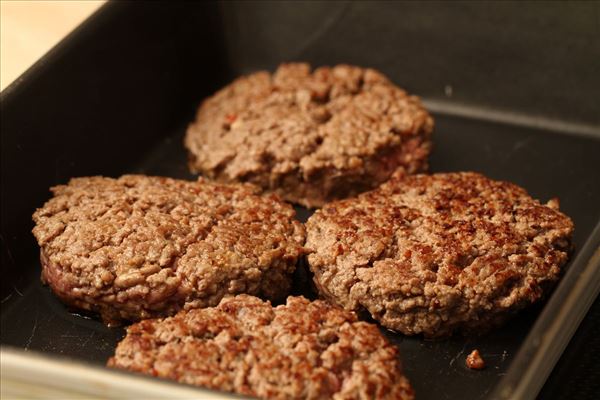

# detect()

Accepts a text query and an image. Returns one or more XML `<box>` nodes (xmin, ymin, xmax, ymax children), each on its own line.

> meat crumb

<box><xmin>466</xmin><ymin>349</ymin><xmax>486</xmax><ymax>370</ymax></box>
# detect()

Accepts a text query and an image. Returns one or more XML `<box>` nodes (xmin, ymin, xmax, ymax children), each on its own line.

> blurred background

<box><xmin>1</xmin><ymin>0</ymin><xmax>105</xmax><ymax>91</ymax></box>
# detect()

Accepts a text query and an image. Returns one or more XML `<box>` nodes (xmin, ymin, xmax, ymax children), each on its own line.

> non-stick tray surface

<box><xmin>2</xmin><ymin>2</ymin><xmax>600</xmax><ymax>399</ymax></box>
<box><xmin>2</xmin><ymin>113</ymin><xmax>599</xmax><ymax>399</ymax></box>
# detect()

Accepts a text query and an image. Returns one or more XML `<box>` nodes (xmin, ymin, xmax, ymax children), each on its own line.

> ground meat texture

<box><xmin>108</xmin><ymin>295</ymin><xmax>414</xmax><ymax>400</ymax></box>
<box><xmin>185</xmin><ymin>63</ymin><xmax>433</xmax><ymax>208</ymax></box>
<box><xmin>466</xmin><ymin>349</ymin><xmax>486</xmax><ymax>370</ymax></box>
<box><xmin>32</xmin><ymin>175</ymin><xmax>306</xmax><ymax>325</ymax></box>
<box><xmin>306</xmin><ymin>172</ymin><xmax>574</xmax><ymax>337</ymax></box>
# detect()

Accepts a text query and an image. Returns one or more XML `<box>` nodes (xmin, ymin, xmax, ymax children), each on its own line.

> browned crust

<box><xmin>32</xmin><ymin>175</ymin><xmax>306</xmax><ymax>324</ymax></box>
<box><xmin>466</xmin><ymin>349</ymin><xmax>486</xmax><ymax>370</ymax></box>
<box><xmin>185</xmin><ymin>63</ymin><xmax>433</xmax><ymax>208</ymax></box>
<box><xmin>108</xmin><ymin>295</ymin><xmax>415</xmax><ymax>400</ymax></box>
<box><xmin>306</xmin><ymin>172</ymin><xmax>574</xmax><ymax>337</ymax></box>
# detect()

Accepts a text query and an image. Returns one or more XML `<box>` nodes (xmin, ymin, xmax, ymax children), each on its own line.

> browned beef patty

<box><xmin>32</xmin><ymin>175</ymin><xmax>305</xmax><ymax>325</ymax></box>
<box><xmin>184</xmin><ymin>63</ymin><xmax>433</xmax><ymax>208</ymax></box>
<box><xmin>108</xmin><ymin>295</ymin><xmax>414</xmax><ymax>400</ymax></box>
<box><xmin>306</xmin><ymin>172</ymin><xmax>574</xmax><ymax>337</ymax></box>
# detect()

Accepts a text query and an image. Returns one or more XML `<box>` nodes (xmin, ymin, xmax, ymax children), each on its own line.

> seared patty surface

<box><xmin>185</xmin><ymin>63</ymin><xmax>433</xmax><ymax>208</ymax></box>
<box><xmin>32</xmin><ymin>175</ymin><xmax>305</xmax><ymax>324</ymax></box>
<box><xmin>306</xmin><ymin>172</ymin><xmax>574</xmax><ymax>337</ymax></box>
<box><xmin>108</xmin><ymin>295</ymin><xmax>414</xmax><ymax>400</ymax></box>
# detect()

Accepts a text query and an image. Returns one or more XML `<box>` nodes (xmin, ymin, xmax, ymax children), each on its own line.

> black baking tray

<box><xmin>2</xmin><ymin>2</ymin><xmax>600</xmax><ymax>399</ymax></box>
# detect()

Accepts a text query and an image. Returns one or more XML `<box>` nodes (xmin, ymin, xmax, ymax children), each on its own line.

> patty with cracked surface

<box><xmin>108</xmin><ymin>295</ymin><xmax>414</xmax><ymax>400</ymax></box>
<box><xmin>185</xmin><ymin>63</ymin><xmax>433</xmax><ymax>208</ymax></box>
<box><xmin>32</xmin><ymin>175</ymin><xmax>306</xmax><ymax>325</ymax></box>
<box><xmin>306</xmin><ymin>172</ymin><xmax>574</xmax><ymax>337</ymax></box>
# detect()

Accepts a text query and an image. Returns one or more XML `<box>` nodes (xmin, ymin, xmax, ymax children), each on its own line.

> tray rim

<box><xmin>0</xmin><ymin>347</ymin><xmax>239</xmax><ymax>399</ymax></box>
<box><xmin>490</xmin><ymin>221</ymin><xmax>600</xmax><ymax>399</ymax></box>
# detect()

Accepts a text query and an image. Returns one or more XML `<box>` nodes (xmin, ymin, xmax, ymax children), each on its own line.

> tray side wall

<box><xmin>218</xmin><ymin>0</ymin><xmax>600</xmax><ymax>129</ymax></box>
<box><xmin>0</xmin><ymin>2</ymin><xmax>229</xmax><ymax>290</ymax></box>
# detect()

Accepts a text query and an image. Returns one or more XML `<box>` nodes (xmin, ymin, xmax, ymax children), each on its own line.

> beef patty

<box><xmin>306</xmin><ymin>172</ymin><xmax>574</xmax><ymax>337</ymax></box>
<box><xmin>108</xmin><ymin>295</ymin><xmax>414</xmax><ymax>400</ymax></box>
<box><xmin>184</xmin><ymin>63</ymin><xmax>433</xmax><ymax>208</ymax></box>
<box><xmin>32</xmin><ymin>175</ymin><xmax>305</xmax><ymax>325</ymax></box>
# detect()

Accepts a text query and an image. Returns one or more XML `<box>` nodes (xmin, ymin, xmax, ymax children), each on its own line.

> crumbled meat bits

<box><xmin>466</xmin><ymin>349</ymin><xmax>486</xmax><ymax>370</ymax></box>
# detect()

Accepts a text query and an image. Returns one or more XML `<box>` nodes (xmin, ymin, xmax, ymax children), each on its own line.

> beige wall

<box><xmin>1</xmin><ymin>0</ymin><xmax>105</xmax><ymax>91</ymax></box>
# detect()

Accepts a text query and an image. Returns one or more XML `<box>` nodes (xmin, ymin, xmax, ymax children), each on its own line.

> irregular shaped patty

<box><xmin>306</xmin><ymin>172</ymin><xmax>574</xmax><ymax>337</ymax></box>
<box><xmin>32</xmin><ymin>175</ymin><xmax>305</xmax><ymax>325</ymax></box>
<box><xmin>185</xmin><ymin>63</ymin><xmax>433</xmax><ymax>208</ymax></box>
<box><xmin>108</xmin><ymin>295</ymin><xmax>414</xmax><ymax>400</ymax></box>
